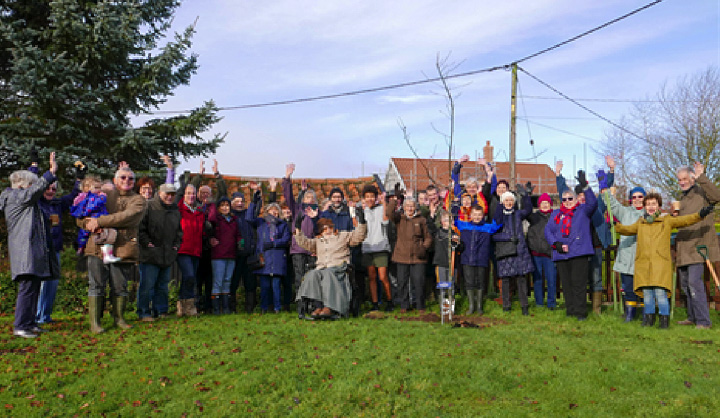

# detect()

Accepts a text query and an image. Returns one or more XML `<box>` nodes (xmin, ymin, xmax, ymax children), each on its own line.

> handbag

<box><xmin>495</xmin><ymin>212</ymin><xmax>517</xmax><ymax>259</ymax></box>
<box><xmin>247</xmin><ymin>253</ymin><xmax>265</xmax><ymax>270</ymax></box>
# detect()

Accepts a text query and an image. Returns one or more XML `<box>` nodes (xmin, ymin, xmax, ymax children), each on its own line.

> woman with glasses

<box><xmin>545</xmin><ymin>170</ymin><xmax>598</xmax><ymax>321</ymax></box>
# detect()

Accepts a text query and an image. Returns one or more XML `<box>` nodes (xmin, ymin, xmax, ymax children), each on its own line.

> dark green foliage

<box><xmin>0</xmin><ymin>0</ymin><xmax>224</xmax><ymax>184</ymax></box>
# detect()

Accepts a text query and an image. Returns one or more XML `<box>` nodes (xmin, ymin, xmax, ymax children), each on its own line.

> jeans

<box><xmin>137</xmin><ymin>263</ymin><xmax>172</xmax><ymax>318</ymax></box>
<box><xmin>211</xmin><ymin>259</ymin><xmax>235</xmax><ymax>294</ymax></box>
<box><xmin>678</xmin><ymin>263</ymin><xmax>711</xmax><ymax>326</ymax></box>
<box><xmin>176</xmin><ymin>254</ymin><xmax>199</xmax><ymax>300</ymax></box>
<box><xmin>589</xmin><ymin>248</ymin><xmax>603</xmax><ymax>292</ymax></box>
<box><xmin>36</xmin><ymin>252</ymin><xmax>61</xmax><ymax>323</ymax></box>
<box><xmin>642</xmin><ymin>287</ymin><xmax>670</xmax><ymax>316</ymax></box>
<box><xmin>259</xmin><ymin>275</ymin><xmax>282</xmax><ymax>311</ymax></box>
<box><xmin>531</xmin><ymin>255</ymin><xmax>557</xmax><ymax>308</ymax></box>
<box><xmin>15</xmin><ymin>277</ymin><xmax>41</xmax><ymax>331</ymax></box>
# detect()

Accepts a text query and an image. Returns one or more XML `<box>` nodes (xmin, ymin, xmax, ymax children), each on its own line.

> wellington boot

<box><xmin>465</xmin><ymin>290</ymin><xmax>476</xmax><ymax>315</ymax></box>
<box><xmin>592</xmin><ymin>291</ymin><xmax>602</xmax><ymax>315</ymax></box>
<box><xmin>211</xmin><ymin>296</ymin><xmax>221</xmax><ymax>315</ymax></box>
<box><xmin>101</xmin><ymin>244</ymin><xmax>122</xmax><ymax>264</ymax></box>
<box><xmin>659</xmin><ymin>315</ymin><xmax>669</xmax><ymax>329</ymax></box>
<box><xmin>641</xmin><ymin>314</ymin><xmax>656</xmax><ymax>327</ymax></box>
<box><xmin>88</xmin><ymin>296</ymin><xmax>105</xmax><ymax>334</ymax></box>
<box><xmin>184</xmin><ymin>299</ymin><xmax>198</xmax><ymax>317</ymax></box>
<box><xmin>176</xmin><ymin>300</ymin><xmax>184</xmax><ymax>317</ymax></box>
<box><xmin>111</xmin><ymin>296</ymin><xmax>133</xmax><ymax>330</ymax></box>
<box><xmin>220</xmin><ymin>294</ymin><xmax>229</xmax><ymax>315</ymax></box>
<box><xmin>245</xmin><ymin>292</ymin><xmax>257</xmax><ymax>314</ymax></box>
<box><xmin>623</xmin><ymin>305</ymin><xmax>636</xmax><ymax>322</ymax></box>
<box><xmin>476</xmin><ymin>290</ymin><xmax>484</xmax><ymax>315</ymax></box>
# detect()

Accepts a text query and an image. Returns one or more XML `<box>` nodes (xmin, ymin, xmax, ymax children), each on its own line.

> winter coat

<box><xmin>526</xmin><ymin>211</ymin><xmax>553</xmax><ymax>257</ymax></box>
<box><xmin>320</xmin><ymin>204</ymin><xmax>355</xmax><ymax>232</ymax></box>
<box><xmin>76</xmin><ymin>187</ymin><xmax>146</xmax><ymax>262</ymax></box>
<box><xmin>556</xmin><ymin>173</ymin><xmax>615</xmax><ymax>248</ymax></box>
<box><xmin>233</xmin><ymin>207</ymin><xmax>257</xmax><ymax>257</ymax></box>
<box><xmin>455</xmin><ymin>219</ymin><xmax>501</xmax><ymax>267</ymax></box>
<box><xmin>606</xmin><ymin>193</ymin><xmax>644</xmax><ymax>275</ymax></box>
<box><xmin>361</xmin><ymin>204</ymin><xmax>391</xmax><ymax>253</ymax></box>
<box><xmin>207</xmin><ymin>204</ymin><xmax>241</xmax><ymax>260</ymax></box>
<box><xmin>616</xmin><ymin>212</ymin><xmax>702</xmax><ymax>295</ymax></box>
<box><xmin>493</xmin><ymin>194</ymin><xmax>535</xmax><ymax>276</ymax></box>
<box><xmin>544</xmin><ymin>188</ymin><xmax>598</xmax><ymax>262</ymax></box>
<box><xmin>428</xmin><ymin>223</ymin><xmax>453</xmax><ymax>268</ymax></box>
<box><xmin>386</xmin><ymin>199</ymin><xmax>433</xmax><ymax>264</ymax></box>
<box><xmin>295</xmin><ymin>223</ymin><xmax>367</xmax><ymax>269</ymax></box>
<box><xmin>177</xmin><ymin>201</ymin><xmax>206</xmax><ymax>258</ymax></box>
<box><xmin>675</xmin><ymin>174</ymin><xmax>720</xmax><ymax>266</ymax></box>
<box><xmin>253</xmin><ymin>215</ymin><xmax>291</xmax><ymax>276</ymax></box>
<box><xmin>138</xmin><ymin>196</ymin><xmax>183</xmax><ymax>267</ymax></box>
<box><xmin>0</xmin><ymin>171</ymin><xmax>60</xmax><ymax>281</ymax></box>
<box><xmin>283</xmin><ymin>177</ymin><xmax>317</xmax><ymax>255</ymax></box>
<box><xmin>70</xmin><ymin>191</ymin><xmax>110</xmax><ymax>249</ymax></box>
<box><xmin>38</xmin><ymin>180</ymin><xmax>80</xmax><ymax>252</ymax></box>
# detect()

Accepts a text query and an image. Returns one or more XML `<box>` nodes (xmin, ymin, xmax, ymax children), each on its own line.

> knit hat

<box><xmin>217</xmin><ymin>196</ymin><xmax>231</xmax><ymax>207</ymax></box>
<box><xmin>231</xmin><ymin>191</ymin><xmax>244</xmax><ymax>200</ymax></box>
<box><xmin>628</xmin><ymin>186</ymin><xmax>647</xmax><ymax>199</ymax></box>
<box><xmin>329</xmin><ymin>187</ymin><xmax>344</xmax><ymax>199</ymax></box>
<box><xmin>537</xmin><ymin>193</ymin><xmax>552</xmax><ymax>206</ymax></box>
<box><xmin>500</xmin><ymin>191</ymin><xmax>515</xmax><ymax>203</ymax></box>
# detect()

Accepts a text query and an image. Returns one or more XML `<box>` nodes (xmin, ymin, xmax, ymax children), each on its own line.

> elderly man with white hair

<box><xmin>78</xmin><ymin>163</ymin><xmax>146</xmax><ymax>333</ymax></box>
<box><xmin>0</xmin><ymin>152</ymin><xmax>59</xmax><ymax>338</ymax></box>
<box><xmin>674</xmin><ymin>162</ymin><xmax>720</xmax><ymax>329</ymax></box>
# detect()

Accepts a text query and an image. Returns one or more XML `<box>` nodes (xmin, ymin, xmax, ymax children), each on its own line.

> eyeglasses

<box><xmin>631</xmin><ymin>195</ymin><xmax>644</xmax><ymax>200</ymax></box>
<box><xmin>48</xmin><ymin>187</ymin><xmax>57</xmax><ymax>191</ymax></box>
<box><xmin>119</xmin><ymin>175</ymin><xmax>135</xmax><ymax>181</ymax></box>
<box><xmin>562</xmin><ymin>197</ymin><xmax>574</xmax><ymax>202</ymax></box>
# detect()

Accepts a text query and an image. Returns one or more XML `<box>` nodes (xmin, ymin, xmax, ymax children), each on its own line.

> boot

<box><xmin>88</xmin><ymin>296</ymin><xmax>105</xmax><ymax>334</ymax></box>
<box><xmin>228</xmin><ymin>293</ymin><xmax>237</xmax><ymax>314</ymax></box>
<box><xmin>384</xmin><ymin>300</ymin><xmax>394</xmax><ymax>312</ymax></box>
<box><xmin>465</xmin><ymin>290</ymin><xmax>475</xmax><ymax>315</ymax></box>
<box><xmin>185</xmin><ymin>299</ymin><xmax>199</xmax><ymax>317</ymax></box>
<box><xmin>522</xmin><ymin>306</ymin><xmax>529</xmax><ymax>316</ymax></box>
<box><xmin>476</xmin><ymin>290</ymin><xmax>484</xmax><ymax>315</ymax></box>
<box><xmin>370</xmin><ymin>302</ymin><xmax>380</xmax><ymax>311</ymax></box>
<box><xmin>623</xmin><ymin>305</ymin><xmax>636</xmax><ymax>322</ymax></box>
<box><xmin>101</xmin><ymin>244</ymin><xmax>122</xmax><ymax>264</ymax></box>
<box><xmin>592</xmin><ymin>291</ymin><xmax>602</xmax><ymax>315</ymax></box>
<box><xmin>176</xmin><ymin>300</ymin><xmax>184</xmax><ymax>317</ymax></box>
<box><xmin>245</xmin><ymin>292</ymin><xmax>256</xmax><ymax>314</ymax></box>
<box><xmin>220</xmin><ymin>294</ymin><xmax>229</xmax><ymax>315</ymax></box>
<box><xmin>211</xmin><ymin>296</ymin><xmax>221</xmax><ymax>315</ymax></box>
<box><xmin>659</xmin><ymin>315</ymin><xmax>669</xmax><ymax>329</ymax></box>
<box><xmin>111</xmin><ymin>296</ymin><xmax>132</xmax><ymax>330</ymax></box>
<box><xmin>642</xmin><ymin>314</ymin><xmax>656</xmax><ymax>327</ymax></box>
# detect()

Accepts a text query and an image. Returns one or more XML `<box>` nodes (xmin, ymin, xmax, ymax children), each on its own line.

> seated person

<box><xmin>294</xmin><ymin>209</ymin><xmax>367</xmax><ymax>317</ymax></box>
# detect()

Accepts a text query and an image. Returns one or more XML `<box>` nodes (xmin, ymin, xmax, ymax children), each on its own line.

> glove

<box><xmin>355</xmin><ymin>203</ymin><xmax>366</xmax><ymax>224</ymax></box>
<box><xmin>74</xmin><ymin>161</ymin><xmax>87</xmax><ymax>180</ymax></box>
<box><xmin>699</xmin><ymin>206</ymin><xmax>715</xmax><ymax>218</ymax></box>
<box><xmin>516</xmin><ymin>183</ymin><xmax>527</xmax><ymax>197</ymax></box>
<box><xmin>262</xmin><ymin>241</ymin><xmax>274</xmax><ymax>251</ymax></box>
<box><xmin>553</xmin><ymin>241</ymin><xmax>566</xmax><ymax>254</ymax></box>
<box><xmin>294</xmin><ymin>213</ymin><xmax>304</xmax><ymax>230</ymax></box>
<box><xmin>576</xmin><ymin>170</ymin><xmax>588</xmax><ymax>189</ymax></box>
<box><xmin>30</xmin><ymin>147</ymin><xmax>39</xmax><ymax>165</ymax></box>
<box><xmin>596</xmin><ymin>169</ymin><xmax>608</xmax><ymax>190</ymax></box>
<box><xmin>525</xmin><ymin>181</ymin><xmax>535</xmax><ymax>195</ymax></box>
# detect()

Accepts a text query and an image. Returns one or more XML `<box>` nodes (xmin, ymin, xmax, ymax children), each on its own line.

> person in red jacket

<box><xmin>176</xmin><ymin>184</ymin><xmax>205</xmax><ymax>316</ymax></box>
<box><xmin>207</xmin><ymin>196</ymin><xmax>241</xmax><ymax>314</ymax></box>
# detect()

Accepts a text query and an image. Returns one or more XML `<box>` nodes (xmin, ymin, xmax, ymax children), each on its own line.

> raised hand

<box><xmin>49</xmin><ymin>151</ymin><xmax>57</xmax><ymax>175</ymax></box>
<box><xmin>301</xmin><ymin>178</ymin><xmax>307</xmax><ymax>191</ymax></box>
<box><xmin>525</xmin><ymin>181</ymin><xmax>535</xmax><ymax>195</ymax></box>
<box><xmin>694</xmin><ymin>161</ymin><xmax>704</xmax><ymax>178</ymax></box>
<box><xmin>285</xmin><ymin>163</ymin><xmax>295</xmax><ymax>179</ymax></box>
<box><xmin>199</xmin><ymin>159</ymin><xmax>205</xmax><ymax>175</ymax></box>
<box><xmin>605</xmin><ymin>155</ymin><xmax>615</xmax><ymax>171</ymax></box>
<box><xmin>596</xmin><ymin>169</ymin><xmax>608</xmax><ymax>190</ymax></box>
<box><xmin>458</xmin><ymin>154</ymin><xmax>470</xmax><ymax>164</ymax></box>
<box><xmin>268</xmin><ymin>177</ymin><xmax>277</xmax><ymax>192</ymax></box>
<box><xmin>576</xmin><ymin>170</ymin><xmax>588</xmax><ymax>188</ymax></box>
<box><xmin>161</xmin><ymin>155</ymin><xmax>173</xmax><ymax>169</ymax></box>
<box><xmin>212</xmin><ymin>159</ymin><xmax>219</xmax><ymax>175</ymax></box>
<box><xmin>555</xmin><ymin>160</ymin><xmax>563</xmax><ymax>176</ymax></box>
<box><xmin>118</xmin><ymin>161</ymin><xmax>130</xmax><ymax>170</ymax></box>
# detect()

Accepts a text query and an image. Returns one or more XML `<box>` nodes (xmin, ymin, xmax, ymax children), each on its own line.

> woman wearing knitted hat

<box><xmin>544</xmin><ymin>171</ymin><xmax>598</xmax><ymax>321</ymax></box>
<box><xmin>492</xmin><ymin>184</ymin><xmax>535</xmax><ymax>315</ymax></box>
<box><xmin>526</xmin><ymin>191</ymin><xmax>557</xmax><ymax>309</ymax></box>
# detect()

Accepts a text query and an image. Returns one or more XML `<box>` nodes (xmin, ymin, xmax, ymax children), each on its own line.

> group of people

<box><xmin>1</xmin><ymin>151</ymin><xmax>718</xmax><ymax>338</ymax></box>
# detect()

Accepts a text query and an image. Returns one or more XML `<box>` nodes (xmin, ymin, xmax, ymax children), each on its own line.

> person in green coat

<box><xmin>614</xmin><ymin>193</ymin><xmax>712</xmax><ymax>329</ymax></box>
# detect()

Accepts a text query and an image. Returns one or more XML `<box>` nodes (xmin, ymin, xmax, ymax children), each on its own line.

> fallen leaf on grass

<box><xmin>684</xmin><ymin>381</ymin><xmax>692</xmax><ymax>389</ymax></box>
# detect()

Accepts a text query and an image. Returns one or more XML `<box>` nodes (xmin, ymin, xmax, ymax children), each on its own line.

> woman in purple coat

<box><xmin>544</xmin><ymin>171</ymin><xmax>597</xmax><ymax>321</ymax></box>
<box><xmin>249</xmin><ymin>202</ymin><xmax>292</xmax><ymax>313</ymax></box>
<box><xmin>492</xmin><ymin>184</ymin><xmax>535</xmax><ymax>315</ymax></box>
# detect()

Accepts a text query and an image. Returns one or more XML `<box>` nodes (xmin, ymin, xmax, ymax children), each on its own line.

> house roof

<box><xmin>389</xmin><ymin>157</ymin><xmax>557</xmax><ymax>194</ymax></box>
<box><xmin>194</xmin><ymin>174</ymin><xmax>378</xmax><ymax>205</ymax></box>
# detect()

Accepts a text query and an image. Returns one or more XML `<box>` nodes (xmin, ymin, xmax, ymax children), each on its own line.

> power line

<box><xmin>149</xmin><ymin>0</ymin><xmax>665</xmax><ymax>115</ymax></box>
<box><xmin>517</xmin><ymin>66</ymin><xmax>647</xmax><ymax>142</ymax></box>
<box><xmin>517</xmin><ymin>117</ymin><xmax>598</xmax><ymax>141</ymax></box>
<box><xmin>520</xmin><ymin>95</ymin><xmax>694</xmax><ymax>103</ymax></box>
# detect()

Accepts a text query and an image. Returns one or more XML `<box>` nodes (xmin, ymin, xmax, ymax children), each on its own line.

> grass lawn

<box><xmin>1</xmin><ymin>303</ymin><xmax>719</xmax><ymax>417</ymax></box>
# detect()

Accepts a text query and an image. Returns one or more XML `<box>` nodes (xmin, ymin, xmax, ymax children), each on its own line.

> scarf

<box><xmin>555</xmin><ymin>203</ymin><xmax>578</xmax><ymax>237</ymax></box>
<box><xmin>643</xmin><ymin>211</ymin><xmax>660</xmax><ymax>224</ymax></box>
<box><xmin>263</xmin><ymin>214</ymin><xmax>281</xmax><ymax>239</ymax></box>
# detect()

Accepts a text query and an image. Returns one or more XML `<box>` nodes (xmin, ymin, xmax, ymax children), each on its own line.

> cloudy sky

<box><xmin>138</xmin><ymin>0</ymin><xmax>719</xmax><ymax>180</ymax></box>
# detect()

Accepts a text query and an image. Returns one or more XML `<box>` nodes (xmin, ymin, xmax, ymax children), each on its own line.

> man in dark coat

<box><xmin>0</xmin><ymin>152</ymin><xmax>59</xmax><ymax>338</ymax></box>
<box><xmin>137</xmin><ymin>183</ymin><xmax>183</xmax><ymax>321</ymax></box>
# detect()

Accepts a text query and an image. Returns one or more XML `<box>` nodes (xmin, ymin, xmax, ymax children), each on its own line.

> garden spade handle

<box><xmin>696</xmin><ymin>245</ymin><xmax>720</xmax><ymax>290</ymax></box>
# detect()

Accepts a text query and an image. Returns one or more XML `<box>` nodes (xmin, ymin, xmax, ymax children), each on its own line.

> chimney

<box><xmin>483</xmin><ymin>141</ymin><xmax>494</xmax><ymax>163</ymax></box>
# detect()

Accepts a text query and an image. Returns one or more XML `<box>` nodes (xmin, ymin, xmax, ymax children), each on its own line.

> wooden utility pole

<box><xmin>509</xmin><ymin>63</ymin><xmax>517</xmax><ymax>184</ymax></box>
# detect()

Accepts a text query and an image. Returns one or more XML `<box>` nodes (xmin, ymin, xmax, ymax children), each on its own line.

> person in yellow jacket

<box><xmin>614</xmin><ymin>192</ymin><xmax>713</xmax><ymax>329</ymax></box>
